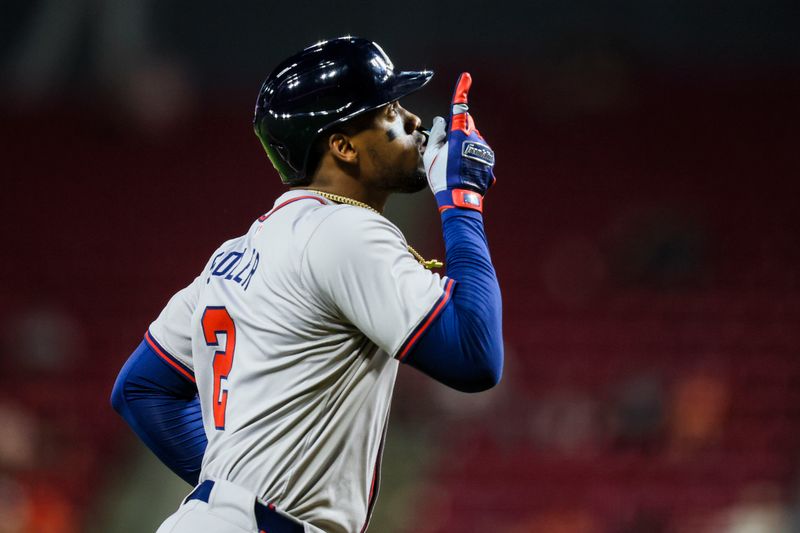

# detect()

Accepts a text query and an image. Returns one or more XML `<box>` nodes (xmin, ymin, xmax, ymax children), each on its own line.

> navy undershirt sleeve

<box><xmin>402</xmin><ymin>209</ymin><xmax>503</xmax><ymax>392</ymax></box>
<box><xmin>110</xmin><ymin>339</ymin><xmax>206</xmax><ymax>485</ymax></box>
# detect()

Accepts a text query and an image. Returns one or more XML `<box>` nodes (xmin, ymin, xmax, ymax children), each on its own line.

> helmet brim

<box><xmin>386</xmin><ymin>70</ymin><xmax>434</xmax><ymax>102</ymax></box>
<box><xmin>327</xmin><ymin>69</ymin><xmax>434</xmax><ymax>130</ymax></box>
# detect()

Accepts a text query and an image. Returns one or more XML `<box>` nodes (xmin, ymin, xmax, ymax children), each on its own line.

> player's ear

<box><xmin>328</xmin><ymin>132</ymin><xmax>358</xmax><ymax>165</ymax></box>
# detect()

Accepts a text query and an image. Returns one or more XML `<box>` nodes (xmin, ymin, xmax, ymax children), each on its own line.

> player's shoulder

<box><xmin>315</xmin><ymin>201</ymin><xmax>393</xmax><ymax>224</ymax></box>
<box><xmin>295</xmin><ymin>202</ymin><xmax>408</xmax><ymax>275</ymax></box>
<box><xmin>308</xmin><ymin>202</ymin><xmax>405</xmax><ymax>246</ymax></box>
<box><xmin>257</xmin><ymin>190</ymin><xmax>400</xmax><ymax>239</ymax></box>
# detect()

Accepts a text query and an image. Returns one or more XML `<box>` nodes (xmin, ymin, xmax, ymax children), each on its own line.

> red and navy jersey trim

<box><xmin>145</xmin><ymin>329</ymin><xmax>195</xmax><ymax>383</ymax></box>
<box><xmin>258</xmin><ymin>195</ymin><xmax>326</xmax><ymax>222</ymax></box>
<box><xmin>396</xmin><ymin>278</ymin><xmax>456</xmax><ymax>362</ymax></box>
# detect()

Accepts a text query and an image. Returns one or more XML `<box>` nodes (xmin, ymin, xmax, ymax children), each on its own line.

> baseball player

<box><xmin>111</xmin><ymin>37</ymin><xmax>503</xmax><ymax>533</ymax></box>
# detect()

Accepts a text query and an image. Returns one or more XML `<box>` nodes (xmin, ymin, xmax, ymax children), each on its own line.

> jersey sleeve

<box><xmin>146</xmin><ymin>274</ymin><xmax>203</xmax><ymax>379</ymax></box>
<box><xmin>301</xmin><ymin>207</ymin><xmax>451</xmax><ymax>357</ymax></box>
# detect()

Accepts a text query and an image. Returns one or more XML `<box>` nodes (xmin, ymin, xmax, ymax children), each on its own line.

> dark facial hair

<box><xmin>367</xmin><ymin>147</ymin><xmax>427</xmax><ymax>193</ymax></box>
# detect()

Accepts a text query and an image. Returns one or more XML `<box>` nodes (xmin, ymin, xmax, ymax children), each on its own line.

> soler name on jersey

<box><xmin>206</xmin><ymin>247</ymin><xmax>260</xmax><ymax>289</ymax></box>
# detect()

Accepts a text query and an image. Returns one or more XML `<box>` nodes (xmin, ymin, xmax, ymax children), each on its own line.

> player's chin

<box><xmin>395</xmin><ymin>169</ymin><xmax>428</xmax><ymax>193</ymax></box>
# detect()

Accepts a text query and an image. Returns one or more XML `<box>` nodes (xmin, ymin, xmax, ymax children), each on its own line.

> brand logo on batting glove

<box><xmin>462</xmin><ymin>141</ymin><xmax>495</xmax><ymax>167</ymax></box>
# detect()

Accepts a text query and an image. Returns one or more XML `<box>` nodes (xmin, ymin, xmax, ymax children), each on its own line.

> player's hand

<box><xmin>423</xmin><ymin>72</ymin><xmax>496</xmax><ymax>213</ymax></box>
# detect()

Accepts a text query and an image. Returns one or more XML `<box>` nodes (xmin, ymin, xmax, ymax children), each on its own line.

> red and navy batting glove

<box><xmin>423</xmin><ymin>72</ymin><xmax>496</xmax><ymax>213</ymax></box>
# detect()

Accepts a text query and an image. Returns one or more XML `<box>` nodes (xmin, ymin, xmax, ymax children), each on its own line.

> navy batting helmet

<box><xmin>253</xmin><ymin>37</ymin><xmax>433</xmax><ymax>185</ymax></box>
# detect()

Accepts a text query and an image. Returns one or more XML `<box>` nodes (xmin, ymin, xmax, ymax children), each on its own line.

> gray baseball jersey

<box><xmin>147</xmin><ymin>189</ymin><xmax>452</xmax><ymax>533</ymax></box>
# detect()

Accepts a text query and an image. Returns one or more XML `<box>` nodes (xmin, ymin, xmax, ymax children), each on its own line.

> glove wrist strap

<box><xmin>435</xmin><ymin>189</ymin><xmax>484</xmax><ymax>213</ymax></box>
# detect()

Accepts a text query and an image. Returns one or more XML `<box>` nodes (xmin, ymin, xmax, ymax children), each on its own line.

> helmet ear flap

<box><xmin>261</xmin><ymin>137</ymin><xmax>302</xmax><ymax>184</ymax></box>
<box><xmin>269</xmin><ymin>142</ymin><xmax>291</xmax><ymax>163</ymax></box>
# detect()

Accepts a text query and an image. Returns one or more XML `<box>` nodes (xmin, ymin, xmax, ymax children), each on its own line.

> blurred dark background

<box><xmin>1</xmin><ymin>1</ymin><xmax>799</xmax><ymax>532</ymax></box>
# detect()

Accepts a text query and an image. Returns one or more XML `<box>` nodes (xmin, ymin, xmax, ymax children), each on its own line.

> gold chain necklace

<box><xmin>306</xmin><ymin>190</ymin><xmax>443</xmax><ymax>270</ymax></box>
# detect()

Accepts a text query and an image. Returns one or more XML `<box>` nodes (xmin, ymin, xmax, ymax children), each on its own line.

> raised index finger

<box><xmin>450</xmin><ymin>72</ymin><xmax>475</xmax><ymax>134</ymax></box>
<box><xmin>451</xmin><ymin>72</ymin><xmax>472</xmax><ymax>109</ymax></box>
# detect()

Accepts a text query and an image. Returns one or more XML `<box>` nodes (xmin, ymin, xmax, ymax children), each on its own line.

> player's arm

<box><xmin>399</xmin><ymin>210</ymin><xmax>501</xmax><ymax>392</ymax></box>
<box><xmin>400</xmin><ymin>73</ymin><xmax>503</xmax><ymax>392</ymax></box>
<box><xmin>110</xmin><ymin>337</ymin><xmax>205</xmax><ymax>485</ymax></box>
<box><xmin>303</xmin><ymin>73</ymin><xmax>503</xmax><ymax>393</ymax></box>
<box><xmin>110</xmin><ymin>278</ymin><xmax>208</xmax><ymax>485</ymax></box>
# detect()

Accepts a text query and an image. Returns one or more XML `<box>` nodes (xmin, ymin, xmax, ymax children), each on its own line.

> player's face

<box><xmin>356</xmin><ymin>101</ymin><xmax>427</xmax><ymax>193</ymax></box>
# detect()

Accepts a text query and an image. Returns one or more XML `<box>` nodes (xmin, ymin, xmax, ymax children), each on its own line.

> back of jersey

<box><xmin>149</xmin><ymin>190</ymin><xmax>449</xmax><ymax>533</ymax></box>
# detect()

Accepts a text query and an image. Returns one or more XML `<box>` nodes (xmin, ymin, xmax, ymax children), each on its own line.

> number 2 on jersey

<box><xmin>201</xmin><ymin>306</ymin><xmax>236</xmax><ymax>430</ymax></box>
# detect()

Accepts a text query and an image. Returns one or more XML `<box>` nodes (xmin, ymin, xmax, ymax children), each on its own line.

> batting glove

<box><xmin>423</xmin><ymin>72</ymin><xmax>496</xmax><ymax>213</ymax></box>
